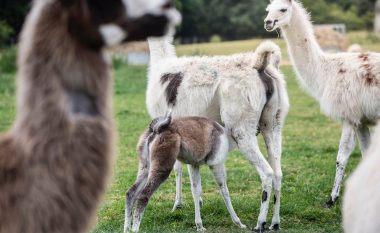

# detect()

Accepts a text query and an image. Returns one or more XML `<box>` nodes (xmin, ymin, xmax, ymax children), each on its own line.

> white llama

<box><xmin>264</xmin><ymin>0</ymin><xmax>380</xmax><ymax>207</ymax></box>
<box><xmin>144</xmin><ymin>38</ymin><xmax>289</xmax><ymax>232</ymax></box>
<box><xmin>343</xmin><ymin>122</ymin><xmax>380</xmax><ymax>233</ymax></box>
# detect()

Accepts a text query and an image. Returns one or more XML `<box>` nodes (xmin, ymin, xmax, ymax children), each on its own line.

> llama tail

<box><xmin>149</xmin><ymin>108</ymin><xmax>173</xmax><ymax>134</ymax></box>
<box><xmin>147</xmin><ymin>36</ymin><xmax>177</xmax><ymax>65</ymax></box>
<box><xmin>253</xmin><ymin>40</ymin><xmax>281</xmax><ymax>72</ymax></box>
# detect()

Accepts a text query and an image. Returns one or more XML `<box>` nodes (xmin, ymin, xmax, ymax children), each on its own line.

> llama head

<box><xmin>59</xmin><ymin>0</ymin><xmax>181</xmax><ymax>48</ymax></box>
<box><xmin>264</xmin><ymin>0</ymin><xmax>293</xmax><ymax>32</ymax></box>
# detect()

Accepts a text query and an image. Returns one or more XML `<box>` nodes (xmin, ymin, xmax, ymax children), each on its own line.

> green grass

<box><xmin>0</xmin><ymin>40</ymin><xmax>369</xmax><ymax>232</ymax></box>
<box><xmin>176</xmin><ymin>38</ymin><xmax>289</xmax><ymax>58</ymax></box>
<box><xmin>177</xmin><ymin>31</ymin><xmax>380</xmax><ymax>62</ymax></box>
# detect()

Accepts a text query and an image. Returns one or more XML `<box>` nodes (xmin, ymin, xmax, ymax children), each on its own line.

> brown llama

<box><xmin>124</xmin><ymin>113</ymin><xmax>247</xmax><ymax>232</ymax></box>
<box><xmin>0</xmin><ymin>0</ymin><xmax>180</xmax><ymax>232</ymax></box>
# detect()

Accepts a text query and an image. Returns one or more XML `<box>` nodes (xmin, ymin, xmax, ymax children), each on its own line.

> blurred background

<box><xmin>0</xmin><ymin>0</ymin><xmax>377</xmax><ymax>44</ymax></box>
<box><xmin>0</xmin><ymin>0</ymin><xmax>379</xmax><ymax>67</ymax></box>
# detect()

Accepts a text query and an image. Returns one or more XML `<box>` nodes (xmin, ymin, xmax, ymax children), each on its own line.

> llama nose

<box><xmin>265</xmin><ymin>20</ymin><xmax>273</xmax><ymax>25</ymax></box>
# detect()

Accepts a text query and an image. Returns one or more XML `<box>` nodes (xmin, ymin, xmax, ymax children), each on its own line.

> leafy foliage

<box><xmin>0</xmin><ymin>47</ymin><xmax>17</xmax><ymax>74</ymax></box>
<box><xmin>0</xmin><ymin>21</ymin><xmax>14</xmax><ymax>46</ymax></box>
<box><xmin>175</xmin><ymin>0</ymin><xmax>376</xmax><ymax>41</ymax></box>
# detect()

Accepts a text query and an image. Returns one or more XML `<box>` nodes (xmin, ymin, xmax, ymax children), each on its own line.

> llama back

<box><xmin>146</xmin><ymin>55</ymin><xmax>225</xmax><ymax>119</ymax></box>
<box><xmin>147</xmin><ymin>47</ymin><xmax>260</xmax><ymax>120</ymax></box>
<box><xmin>146</xmin><ymin>40</ymin><xmax>285</xmax><ymax>121</ymax></box>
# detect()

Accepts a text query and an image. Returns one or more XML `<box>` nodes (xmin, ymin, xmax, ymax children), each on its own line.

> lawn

<box><xmin>0</xmin><ymin>35</ymin><xmax>370</xmax><ymax>232</ymax></box>
<box><xmin>88</xmin><ymin>64</ymin><xmax>360</xmax><ymax>233</ymax></box>
<box><xmin>176</xmin><ymin>31</ymin><xmax>380</xmax><ymax>63</ymax></box>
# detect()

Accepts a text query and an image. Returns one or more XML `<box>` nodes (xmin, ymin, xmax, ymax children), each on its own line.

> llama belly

<box><xmin>320</xmin><ymin>85</ymin><xmax>380</xmax><ymax>124</ymax></box>
<box><xmin>177</xmin><ymin>148</ymin><xmax>207</xmax><ymax>166</ymax></box>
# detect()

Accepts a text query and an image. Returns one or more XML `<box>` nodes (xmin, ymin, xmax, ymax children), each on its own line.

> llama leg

<box><xmin>209</xmin><ymin>164</ymin><xmax>246</xmax><ymax>228</ymax></box>
<box><xmin>131</xmin><ymin>167</ymin><xmax>173</xmax><ymax>232</ymax></box>
<box><xmin>232</xmin><ymin>128</ymin><xmax>273</xmax><ymax>232</ymax></box>
<box><xmin>132</xmin><ymin>133</ymin><xmax>179</xmax><ymax>232</ymax></box>
<box><xmin>186</xmin><ymin>164</ymin><xmax>203</xmax><ymax>208</ymax></box>
<box><xmin>172</xmin><ymin>160</ymin><xmax>183</xmax><ymax>211</ymax></box>
<box><xmin>356</xmin><ymin>124</ymin><xmax>370</xmax><ymax>156</ymax></box>
<box><xmin>188</xmin><ymin>165</ymin><xmax>205</xmax><ymax>231</ymax></box>
<box><xmin>326</xmin><ymin>121</ymin><xmax>356</xmax><ymax>208</ymax></box>
<box><xmin>124</xmin><ymin>166</ymin><xmax>149</xmax><ymax>233</ymax></box>
<box><xmin>262</xmin><ymin>127</ymin><xmax>282</xmax><ymax>231</ymax></box>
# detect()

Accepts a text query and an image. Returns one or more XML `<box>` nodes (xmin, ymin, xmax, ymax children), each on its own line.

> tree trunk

<box><xmin>375</xmin><ymin>0</ymin><xmax>380</xmax><ymax>36</ymax></box>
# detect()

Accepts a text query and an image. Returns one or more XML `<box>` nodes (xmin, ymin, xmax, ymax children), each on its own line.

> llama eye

<box><xmin>280</xmin><ymin>8</ymin><xmax>287</xmax><ymax>13</ymax></box>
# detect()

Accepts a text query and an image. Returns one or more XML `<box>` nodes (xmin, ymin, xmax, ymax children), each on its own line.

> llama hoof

<box><xmin>233</xmin><ymin>219</ymin><xmax>247</xmax><ymax>229</ymax></box>
<box><xmin>123</xmin><ymin>226</ymin><xmax>131</xmax><ymax>233</ymax></box>
<box><xmin>323</xmin><ymin>197</ymin><xmax>338</xmax><ymax>208</ymax></box>
<box><xmin>196</xmin><ymin>226</ymin><xmax>206</xmax><ymax>232</ymax></box>
<box><xmin>252</xmin><ymin>222</ymin><xmax>266</xmax><ymax>232</ymax></box>
<box><xmin>171</xmin><ymin>202</ymin><xmax>183</xmax><ymax>211</ymax></box>
<box><xmin>269</xmin><ymin>223</ymin><xmax>280</xmax><ymax>231</ymax></box>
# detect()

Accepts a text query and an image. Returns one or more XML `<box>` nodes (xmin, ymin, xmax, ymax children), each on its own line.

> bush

<box><xmin>112</xmin><ymin>56</ymin><xmax>127</xmax><ymax>70</ymax></box>
<box><xmin>0</xmin><ymin>21</ymin><xmax>14</xmax><ymax>46</ymax></box>
<box><xmin>0</xmin><ymin>47</ymin><xmax>17</xmax><ymax>74</ymax></box>
<box><xmin>209</xmin><ymin>35</ymin><xmax>222</xmax><ymax>43</ymax></box>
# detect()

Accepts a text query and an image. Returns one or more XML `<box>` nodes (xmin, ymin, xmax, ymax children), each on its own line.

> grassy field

<box><xmin>88</xmin><ymin>65</ymin><xmax>361</xmax><ymax>233</ymax></box>
<box><xmin>176</xmin><ymin>31</ymin><xmax>380</xmax><ymax>60</ymax></box>
<box><xmin>0</xmin><ymin>33</ymin><xmax>373</xmax><ymax>232</ymax></box>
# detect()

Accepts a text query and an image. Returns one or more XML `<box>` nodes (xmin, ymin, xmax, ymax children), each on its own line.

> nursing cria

<box><xmin>145</xmin><ymin>38</ymin><xmax>289</xmax><ymax>232</ymax></box>
<box><xmin>124</xmin><ymin>114</ymin><xmax>246</xmax><ymax>232</ymax></box>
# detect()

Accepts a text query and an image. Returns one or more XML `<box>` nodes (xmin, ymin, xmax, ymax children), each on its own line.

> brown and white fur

<box><xmin>343</xmin><ymin>122</ymin><xmax>380</xmax><ymax>233</ymax></box>
<box><xmin>124</xmin><ymin>113</ymin><xmax>246</xmax><ymax>232</ymax></box>
<box><xmin>264</xmin><ymin>0</ymin><xmax>380</xmax><ymax>207</ymax></box>
<box><xmin>0</xmin><ymin>0</ymin><xmax>180</xmax><ymax>232</ymax></box>
<box><xmin>146</xmin><ymin>39</ymin><xmax>289</xmax><ymax>232</ymax></box>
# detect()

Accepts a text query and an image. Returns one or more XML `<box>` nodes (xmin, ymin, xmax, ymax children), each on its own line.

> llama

<box><xmin>343</xmin><ymin>122</ymin><xmax>380</xmax><ymax>233</ymax></box>
<box><xmin>0</xmin><ymin>0</ymin><xmax>180</xmax><ymax>232</ymax></box>
<box><xmin>124</xmin><ymin>114</ymin><xmax>247</xmax><ymax>232</ymax></box>
<box><xmin>264</xmin><ymin>0</ymin><xmax>380</xmax><ymax>207</ymax></box>
<box><xmin>145</xmin><ymin>38</ymin><xmax>289</xmax><ymax>232</ymax></box>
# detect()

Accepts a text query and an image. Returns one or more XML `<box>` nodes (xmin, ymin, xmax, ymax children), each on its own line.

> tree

<box><xmin>375</xmin><ymin>0</ymin><xmax>380</xmax><ymax>34</ymax></box>
<box><xmin>0</xmin><ymin>0</ymin><xmax>376</xmax><ymax>44</ymax></box>
<box><xmin>0</xmin><ymin>0</ymin><xmax>29</xmax><ymax>35</ymax></box>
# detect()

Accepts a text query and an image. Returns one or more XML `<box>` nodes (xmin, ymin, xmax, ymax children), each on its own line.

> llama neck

<box><xmin>148</xmin><ymin>37</ymin><xmax>177</xmax><ymax>65</ymax></box>
<box><xmin>281</xmin><ymin>1</ymin><xmax>326</xmax><ymax>99</ymax></box>
<box><xmin>13</xmin><ymin>1</ymin><xmax>112</xmax><ymax>151</ymax></box>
